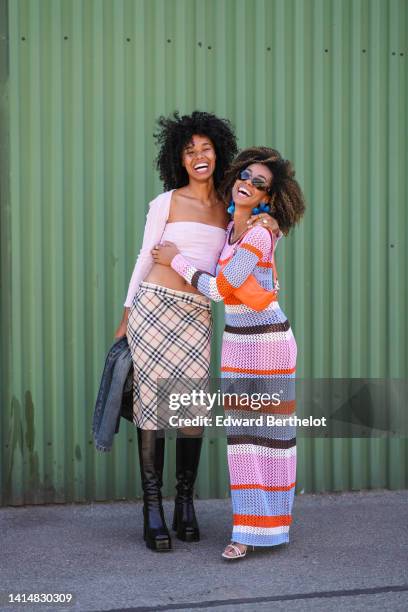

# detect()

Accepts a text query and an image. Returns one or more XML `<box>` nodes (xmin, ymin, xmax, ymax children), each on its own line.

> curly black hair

<box><xmin>220</xmin><ymin>146</ymin><xmax>306</xmax><ymax>235</ymax></box>
<box><xmin>154</xmin><ymin>111</ymin><xmax>238</xmax><ymax>191</ymax></box>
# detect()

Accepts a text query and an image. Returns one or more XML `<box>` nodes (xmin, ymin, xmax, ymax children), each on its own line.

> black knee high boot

<box><xmin>137</xmin><ymin>428</ymin><xmax>171</xmax><ymax>551</ymax></box>
<box><xmin>172</xmin><ymin>436</ymin><xmax>203</xmax><ymax>542</ymax></box>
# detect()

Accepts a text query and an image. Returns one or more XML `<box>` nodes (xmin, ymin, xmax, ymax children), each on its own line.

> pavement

<box><xmin>0</xmin><ymin>490</ymin><xmax>407</xmax><ymax>612</ymax></box>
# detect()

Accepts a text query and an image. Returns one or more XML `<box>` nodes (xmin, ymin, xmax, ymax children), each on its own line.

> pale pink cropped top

<box><xmin>124</xmin><ymin>190</ymin><xmax>227</xmax><ymax>307</ymax></box>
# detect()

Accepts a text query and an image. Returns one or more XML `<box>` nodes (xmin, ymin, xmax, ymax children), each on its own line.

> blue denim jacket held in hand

<box><xmin>92</xmin><ymin>336</ymin><xmax>133</xmax><ymax>452</ymax></box>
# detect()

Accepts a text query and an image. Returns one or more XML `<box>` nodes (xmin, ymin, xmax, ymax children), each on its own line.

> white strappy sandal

<box><xmin>222</xmin><ymin>542</ymin><xmax>253</xmax><ymax>560</ymax></box>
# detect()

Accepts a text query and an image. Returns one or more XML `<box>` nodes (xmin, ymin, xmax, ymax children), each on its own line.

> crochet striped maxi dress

<box><xmin>171</xmin><ymin>222</ymin><xmax>297</xmax><ymax>547</ymax></box>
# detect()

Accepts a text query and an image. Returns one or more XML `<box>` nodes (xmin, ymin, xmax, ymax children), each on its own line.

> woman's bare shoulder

<box><xmin>168</xmin><ymin>188</ymin><xmax>192</xmax><ymax>219</ymax></box>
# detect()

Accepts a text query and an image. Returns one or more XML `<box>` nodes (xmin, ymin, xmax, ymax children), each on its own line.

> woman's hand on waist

<box><xmin>144</xmin><ymin>267</ymin><xmax>200</xmax><ymax>295</ymax></box>
<box><xmin>151</xmin><ymin>241</ymin><xmax>180</xmax><ymax>266</ymax></box>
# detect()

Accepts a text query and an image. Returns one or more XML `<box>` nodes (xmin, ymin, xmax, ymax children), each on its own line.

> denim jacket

<box><xmin>92</xmin><ymin>336</ymin><xmax>133</xmax><ymax>452</ymax></box>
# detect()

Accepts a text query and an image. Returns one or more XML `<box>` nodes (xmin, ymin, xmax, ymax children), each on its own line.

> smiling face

<box><xmin>181</xmin><ymin>134</ymin><xmax>217</xmax><ymax>182</ymax></box>
<box><xmin>231</xmin><ymin>162</ymin><xmax>273</xmax><ymax>209</ymax></box>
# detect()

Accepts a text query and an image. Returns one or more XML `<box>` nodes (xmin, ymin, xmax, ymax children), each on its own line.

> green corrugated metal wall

<box><xmin>0</xmin><ymin>0</ymin><xmax>407</xmax><ymax>506</ymax></box>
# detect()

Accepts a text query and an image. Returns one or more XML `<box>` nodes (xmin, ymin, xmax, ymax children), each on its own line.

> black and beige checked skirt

<box><xmin>126</xmin><ymin>282</ymin><xmax>212</xmax><ymax>430</ymax></box>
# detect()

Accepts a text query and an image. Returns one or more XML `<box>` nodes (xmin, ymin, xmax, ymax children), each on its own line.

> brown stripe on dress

<box><xmin>191</xmin><ymin>270</ymin><xmax>205</xmax><ymax>289</ymax></box>
<box><xmin>224</xmin><ymin>399</ymin><xmax>296</xmax><ymax>415</ymax></box>
<box><xmin>227</xmin><ymin>435</ymin><xmax>296</xmax><ymax>449</ymax></box>
<box><xmin>224</xmin><ymin>320</ymin><xmax>290</xmax><ymax>334</ymax></box>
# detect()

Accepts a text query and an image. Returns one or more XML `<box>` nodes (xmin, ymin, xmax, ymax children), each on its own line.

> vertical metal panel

<box><xmin>1</xmin><ymin>0</ymin><xmax>407</xmax><ymax>505</ymax></box>
<box><xmin>0</xmin><ymin>0</ymin><xmax>11</xmax><ymax>506</ymax></box>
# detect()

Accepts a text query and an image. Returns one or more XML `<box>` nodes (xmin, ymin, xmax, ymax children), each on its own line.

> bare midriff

<box><xmin>144</xmin><ymin>263</ymin><xmax>201</xmax><ymax>294</ymax></box>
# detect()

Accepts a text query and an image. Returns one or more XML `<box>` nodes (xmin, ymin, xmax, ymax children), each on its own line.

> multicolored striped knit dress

<box><xmin>171</xmin><ymin>222</ymin><xmax>297</xmax><ymax>547</ymax></box>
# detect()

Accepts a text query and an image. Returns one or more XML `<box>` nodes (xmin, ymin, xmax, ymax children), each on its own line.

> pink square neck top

<box><xmin>124</xmin><ymin>190</ymin><xmax>227</xmax><ymax>307</ymax></box>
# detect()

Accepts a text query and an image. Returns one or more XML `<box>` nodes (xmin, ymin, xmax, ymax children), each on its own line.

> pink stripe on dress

<box><xmin>227</xmin><ymin>454</ymin><xmax>296</xmax><ymax>487</ymax></box>
<box><xmin>222</xmin><ymin>338</ymin><xmax>297</xmax><ymax>369</ymax></box>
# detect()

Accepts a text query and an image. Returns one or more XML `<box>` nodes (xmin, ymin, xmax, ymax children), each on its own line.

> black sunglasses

<box><xmin>239</xmin><ymin>168</ymin><xmax>270</xmax><ymax>192</ymax></box>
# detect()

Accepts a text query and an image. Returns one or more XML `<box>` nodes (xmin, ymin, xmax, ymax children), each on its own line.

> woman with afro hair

<box><xmin>114</xmin><ymin>112</ymin><xmax>278</xmax><ymax>552</ymax></box>
<box><xmin>154</xmin><ymin>146</ymin><xmax>305</xmax><ymax>560</ymax></box>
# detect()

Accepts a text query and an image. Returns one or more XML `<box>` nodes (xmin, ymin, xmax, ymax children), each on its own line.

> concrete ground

<box><xmin>0</xmin><ymin>490</ymin><xmax>407</xmax><ymax>612</ymax></box>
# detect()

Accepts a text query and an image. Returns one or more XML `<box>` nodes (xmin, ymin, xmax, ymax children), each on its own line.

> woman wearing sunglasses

<box><xmin>114</xmin><ymin>114</ymin><xmax>278</xmax><ymax>552</ymax></box>
<box><xmin>153</xmin><ymin>146</ymin><xmax>305</xmax><ymax>560</ymax></box>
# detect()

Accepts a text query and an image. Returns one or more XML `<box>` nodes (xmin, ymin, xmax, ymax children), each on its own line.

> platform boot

<box><xmin>172</xmin><ymin>435</ymin><xmax>203</xmax><ymax>542</ymax></box>
<box><xmin>137</xmin><ymin>428</ymin><xmax>171</xmax><ymax>551</ymax></box>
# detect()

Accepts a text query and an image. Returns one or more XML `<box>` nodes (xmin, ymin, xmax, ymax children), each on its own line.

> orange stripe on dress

<box><xmin>231</xmin><ymin>482</ymin><xmax>296</xmax><ymax>492</ymax></box>
<box><xmin>233</xmin><ymin>514</ymin><xmax>292</xmax><ymax>528</ymax></box>
<box><xmin>224</xmin><ymin>295</ymin><xmax>242</xmax><ymax>306</ymax></box>
<box><xmin>224</xmin><ymin>295</ymin><xmax>243</xmax><ymax>305</ymax></box>
<box><xmin>221</xmin><ymin>366</ymin><xmax>296</xmax><ymax>375</ymax></box>
<box><xmin>215</xmin><ymin>271</ymin><xmax>235</xmax><ymax>298</ymax></box>
<box><xmin>240</xmin><ymin>243</ymin><xmax>263</xmax><ymax>258</ymax></box>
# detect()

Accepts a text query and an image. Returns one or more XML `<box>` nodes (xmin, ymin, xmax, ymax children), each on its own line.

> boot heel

<box><xmin>182</xmin><ymin>527</ymin><xmax>199</xmax><ymax>542</ymax></box>
<box><xmin>174</xmin><ymin>519</ymin><xmax>200</xmax><ymax>542</ymax></box>
<box><xmin>144</xmin><ymin>535</ymin><xmax>171</xmax><ymax>552</ymax></box>
<box><xmin>155</xmin><ymin>538</ymin><xmax>171</xmax><ymax>551</ymax></box>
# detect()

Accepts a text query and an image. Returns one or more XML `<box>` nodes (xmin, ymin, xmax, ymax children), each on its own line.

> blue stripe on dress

<box><xmin>224</xmin><ymin>305</ymin><xmax>289</xmax><ymax>327</ymax></box>
<box><xmin>231</xmin><ymin>488</ymin><xmax>295</xmax><ymax>516</ymax></box>
<box><xmin>231</xmin><ymin>529</ymin><xmax>290</xmax><ymax>547</ymax></box>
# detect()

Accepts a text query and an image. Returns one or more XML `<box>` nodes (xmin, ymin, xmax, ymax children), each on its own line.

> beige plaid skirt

<box><xmin>126</xmin><ymin>282</ymin><xmax>212</xmax><ymax>430</ymax></box>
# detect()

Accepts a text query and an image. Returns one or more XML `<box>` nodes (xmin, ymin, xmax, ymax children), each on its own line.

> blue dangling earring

<box><xmin>227</xmin><ymin>200</ymin><xmax>235</xmax><ymax>215</ymax></box>
<box><xmin>251</xmin><ymin>202</ymin><xmax>270</xmax><ymax>215</ymax></box>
